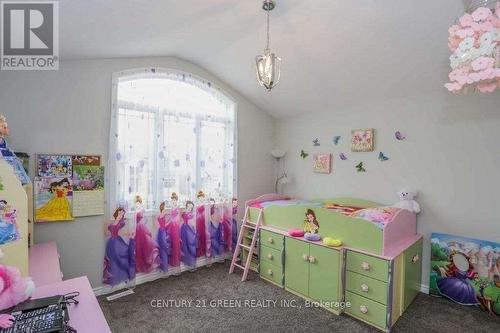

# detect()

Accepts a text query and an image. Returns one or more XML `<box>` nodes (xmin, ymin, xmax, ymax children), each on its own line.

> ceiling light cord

<box><xmin>266</xmin><ymin>8</ymin><xmax>270</xmax><ymax>51</ymax></box>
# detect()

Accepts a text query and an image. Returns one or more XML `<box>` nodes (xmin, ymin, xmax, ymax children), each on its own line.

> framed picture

<box><xmin>313</xmin><ymin>153</ymin><xmax>331</xmax><ymax>174</ymax></box>
<box><xmin>351</xmin><ymin>128</ymin><xmax>374</xmax><ymax>152</ymax></box>
<box><xmin>36</xmin><ymin>154</ymin><xmax>73</xmax><ymax>178</ymax></box>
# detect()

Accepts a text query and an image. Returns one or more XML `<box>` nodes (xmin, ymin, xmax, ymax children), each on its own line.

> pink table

<box><xmin>31</xmin><ymin>276</ymin><xmax>111</xmax><ymax>333</ymax></box>
<box><xmin>29</xmin><ymin>242</ymin><xmax>63</xmax><ymax>286</ymax></box>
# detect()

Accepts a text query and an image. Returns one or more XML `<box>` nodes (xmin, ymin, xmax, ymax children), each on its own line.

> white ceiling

<box><xmin>60</xmin><ymin>0</ymin><xmax>472</xmax><ymax>118</ymax></box>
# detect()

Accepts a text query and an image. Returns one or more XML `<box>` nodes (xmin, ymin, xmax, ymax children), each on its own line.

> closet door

<box><xmin>308</xmin><ymin>244</ymin><xmax>340</xmax><ymax>309</ymax></box>
<box><xmin>284</xmin><ymin>238</ymin><xmax>309</xmax><ymax>296</ymax></box>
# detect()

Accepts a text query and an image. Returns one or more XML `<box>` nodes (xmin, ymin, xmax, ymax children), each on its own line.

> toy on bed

<box><xmin>392</xmin><ymin>188</ymin><xmax>421</xmax><ymax>214</ymax></box>
<box><xmin>352</xmin><ymin>207</ymin><xmax>401</xmax><ymax>227</ymax></box>
<box><xmin>304</xmin><ymin>233</ymin><xmax>321</xmax><ymax>241</ymax></box>
<box><xmin>323</xmin><ymin>237</ymin><xmax>342</xmax><ymax>247</ymax></box>
<box><xmin>288</xmin><ymin>229</ymin><xmax>304</xmax><ymax>237</ymax></box>
<box><xmin>0</xmin><ymin>256</ymin><xmax>35</xmax><ymax>311</ymax></box>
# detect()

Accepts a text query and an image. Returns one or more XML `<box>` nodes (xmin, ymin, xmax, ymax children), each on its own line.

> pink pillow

<box><xmin>288</xmin><ymin>229</ymin><xmax>304</xmax><ymax>237</ymax></box>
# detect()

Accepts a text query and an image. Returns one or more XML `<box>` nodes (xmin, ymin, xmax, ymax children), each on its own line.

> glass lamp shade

<box><xmin>256</xmin><ymin>49</ymin><xmax>281</xmax><ymax>91</ymax></box>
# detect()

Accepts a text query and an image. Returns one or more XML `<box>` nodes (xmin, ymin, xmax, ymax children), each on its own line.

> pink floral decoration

<box><xmin>445</xmin><ymin>2</ymin><xmax>500</xmax><ymax>94</ymax></box>
<box><xmin>460</xmin><ymin>14</ymin><xmax>474</xmax><ymax>27</ymax></box>
<box><xmin>471</xmin><ymin>56</ymin><xmax>495</xmax><ymax>70</ymax></box>
<box><xmin>472</xmin><ymin>7</ymin><xmax>492</xmax><ymax>22</ymax></box>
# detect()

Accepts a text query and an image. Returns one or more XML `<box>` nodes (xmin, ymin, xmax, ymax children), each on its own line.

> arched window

<box><xmin>108</xmin><ymin>68</ymin><xmax>236</xmax><ymax>210</ymax></box>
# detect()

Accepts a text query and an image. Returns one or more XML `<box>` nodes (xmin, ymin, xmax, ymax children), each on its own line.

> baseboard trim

<box><xmin>93</xmin><ymin>255</ymin><xmax>230</xmax><ymax>297</ymax></box>
<box><xmin>420</xmin><ymin>283</ymin><xmax>429</xmax><ymax>294</ymax></box>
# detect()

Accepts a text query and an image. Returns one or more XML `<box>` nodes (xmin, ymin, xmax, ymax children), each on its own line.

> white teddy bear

<box><xmin>393</xmin><ymin>188</ymin><xmax>421</xmax><ymax>214</ymax></box>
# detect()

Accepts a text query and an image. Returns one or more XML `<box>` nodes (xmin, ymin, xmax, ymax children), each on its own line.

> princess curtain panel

<box><xmin>103</xmin><ymin>68</ymin><xmax>237</xmax><ymax>291</ymax></box>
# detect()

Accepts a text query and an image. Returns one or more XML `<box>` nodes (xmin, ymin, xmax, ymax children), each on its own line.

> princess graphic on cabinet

<box><xmin>103</xmin><ymin>207</ymin><xmax>136</xmax><ymax>286</ymax></box>
<box><xmin>0</xmin><ymin>200</ymin><xmax>19</xmax><ymax>245</ymax></box>
<box><xmin>168</xmin><ymin>193</ymin><xmax>181</xmax><ymax>269</ymax></box>
<box><xmin>195</xmin><ymin>191</ymin><xmax>208</xmax><ymax>258</ymax></box>
<box><xmin>156</xmin><ymin>201</ymin><xmax>171</xmax><ymax>272</ymax></box>
<box><xmin>134</xmin><ymin>195</ymin><xmax>159</xmax><ymax>274</ymax></box>
<box><xmin>35</xmin><ymin>178</ymin><xmax>73</xmax><ymax>221</ymax></box>
<box><xmin>303</xmin><ymin>209</ymin><xmax>319</xmax><ymax>234</ymax></box>
<box><xmin>181</xmin><ymin>200</ymin><xmax>198</xmax><ymax>268</ymax></box>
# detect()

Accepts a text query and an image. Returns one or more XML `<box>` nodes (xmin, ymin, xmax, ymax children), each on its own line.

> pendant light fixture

<box><xmin>255</xmin><ymin>0</ymin><xmax>281</xmax><ymax>91</ymax></box>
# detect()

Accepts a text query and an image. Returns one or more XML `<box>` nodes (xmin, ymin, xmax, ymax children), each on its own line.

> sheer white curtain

<box><xmin>108</xmin><ymin>68</ymin><xmax>237</xmax><ymax>212</ymax></box>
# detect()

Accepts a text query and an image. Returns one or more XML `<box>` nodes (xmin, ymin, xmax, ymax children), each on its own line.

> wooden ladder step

<box><xmin>233</xmin><ymin>263</ymin><xmax>245</xmax><ymax>270</ymax></box>
<box><xmin>240</xmin><ymin>244</ymin><xmax>252</xmax><ymax>250</ymax></box>
<box><xmin>243</xmin><ymin>222</ymin><xmax>256</xmax><ymax>229</ymax></box>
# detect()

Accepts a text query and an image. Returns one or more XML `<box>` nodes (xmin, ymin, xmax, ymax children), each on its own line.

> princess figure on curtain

<box><xmin>222</xmin><ymin>202</ymin><xmax>233</xmax><ymax>254</ymax></box>
<box><xmin>134</xmin><ymin>195</ymin><xmax>160</xmax><ymax>274</ymax></box>
<box><xmin>156</xmin><ymin>201</ymin><xmax>171</xmax><ymax>272</ymax></box>
<box><xmin>209</xmin><ymin>204</ymin><xmax>225</xmax><ymax>260</ymax></box>
<box><xmin>195</xmin><ymin>191</ymin><xmax>208</xmax><ymax>258</ymax></box>
<box><xmin>231</xmin><ymin>198</ymin><xmax>238</xmax><ymax>253</ymax></box>
<box><xmin>168</xmin><ymin>193</ymin><xmax>181</xmax><ymax>269</ymax></box>
<box><xmin>35</xmin><ymin>178</ymin><xmax>73</xmax><ymax>221</ymax></box>
<box><xmin>103</xmin><ymin>207</ymin><xmax>136</xmax><ymax>286</ymax></box>
<box><xmin>181</xmin><ymin>200</ymin><xmax>198</xmax><ymax>268</ymax></box>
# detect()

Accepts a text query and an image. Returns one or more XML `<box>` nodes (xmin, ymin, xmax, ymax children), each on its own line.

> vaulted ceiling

<box><xmin>60</xmin><ymin>0</ymin><xmax>472</xmax><ymax>117</ymax></box>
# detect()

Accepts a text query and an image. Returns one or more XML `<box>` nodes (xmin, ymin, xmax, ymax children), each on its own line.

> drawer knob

<box><xmin>267</xmin><ymin>269</ymin><xmax>273</xmax><ymax>276</ymax></box>
<box><xmin>360</xmin><ymin>305</ymin><xmax>368</xmax><ymax>314</ymax></box>
<box><xmin>361</xmin><ymin>261</ymin><xmax>371</xmax><ymax>271</ymax></box>
<box><xmin>268</xmin><ymin>237</ymin><xmax>274</xmax><ymax>244</ymax></box>
<box><xmin>361</xmin><ymin>284</ymin><xmax>369</xmax><ymax>292</ymax></box>
<box><xmin>267</xmin><ymin>253</ymin><xmax>273</xmax><ymax>260</ymax></box>
<box><xmin>302</xmin><ymin>254</ymin><xmax>309</xmax><ymax>261</ymax></box>
<box><xmin>308</xmin><ymin>256</ymin><xmax>316</xmax><ymax>264</ymax></box>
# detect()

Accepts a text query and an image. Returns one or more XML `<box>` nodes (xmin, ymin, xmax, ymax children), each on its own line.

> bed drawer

<box><xmin>345</xmin><ymin>291</ymin><xmax>387</xmax><ymax>330</ymax></box>
<box><xmin>346</xmin><ymin>251</ymin><xmax>389</xmax><ymax>282</ymax></box>
<box><xmin>346</xmin><ymin>271</ymin><xmax>388</xmax><ymax>305</ymax></box>
<box><xmin>260</xmin><ymin>244</ymin><xmax>282</xmax><ymax>267</ymax></box>
<box><xmin>260</xmin><ymin>261</ymin><xmax>283</xmax><ymax>286</ymax></box>
<box><xmin>260</xmin><ymin>230</ymin><xmax>283</xmax><ymax>251</ymax></box>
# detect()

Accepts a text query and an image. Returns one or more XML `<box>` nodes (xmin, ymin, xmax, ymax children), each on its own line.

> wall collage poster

<box><xmin>35</xmin><ymin>154</ymin><xmax>104</xmax><ymax>222</ymax></box>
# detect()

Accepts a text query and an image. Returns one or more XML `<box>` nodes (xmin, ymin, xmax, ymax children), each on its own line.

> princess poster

<box><xmin>35</xmin><ymin>177</ymin><xmax>74</xmax><ymax>222</ymax></box>
<box><xmin>37</xmin><ymin>154</ymin><xmax>73</xmax><ymax>178</ymax></box>
<box><xmin>430</xmin><ymin>233</ymin><xmax>500</xmax><ymax>316</ymax></box>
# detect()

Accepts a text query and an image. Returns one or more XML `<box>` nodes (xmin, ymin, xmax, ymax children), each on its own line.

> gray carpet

<box><xmin>98</xmin><ymin>262</ymin><xmax>500</xmax><ymax>333</ymax></box>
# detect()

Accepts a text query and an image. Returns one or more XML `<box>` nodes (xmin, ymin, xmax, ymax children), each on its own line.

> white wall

<box><xmin>276</xmin><ymin>92</ymin><xmax>500</xmax><ymax>287</ymax></box>
<box><xmin>0</xmin><ymin>57</ymin><xmax>276</xmax><ymax>287</ymax></box>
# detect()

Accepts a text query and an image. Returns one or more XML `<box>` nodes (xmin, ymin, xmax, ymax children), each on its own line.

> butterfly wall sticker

<box><xmin>333</xmin><ymin>136</ymin><xmax>341</xmax><ymax>145</ymax></box>
<box><xmin>378</xmin><ymin>152</ymin><xmax>389</xmax><ymax>161</ymax></box>
<box><xmin>356</xmin><ymin>162</ymin><xmax>366</xmax><ymax>172</ymax></box>
<box><xmin>395</xmin><ymin>131</ymin><xmax>406</xmax><ymax>141</ymax></box>
<box><xmin>339</xmin><ymin>153</ymin><xmax>347</xmax><ymax>161</ymax></box>
<box><xmin>313</xmin><ymin>138</ymin><xmax>320</xmax><ymax>146</ymax></box>
<box><xmin>300</xmin><ymin>150</ymin><xmax>309</xmax><ymax>159</ymax></box>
